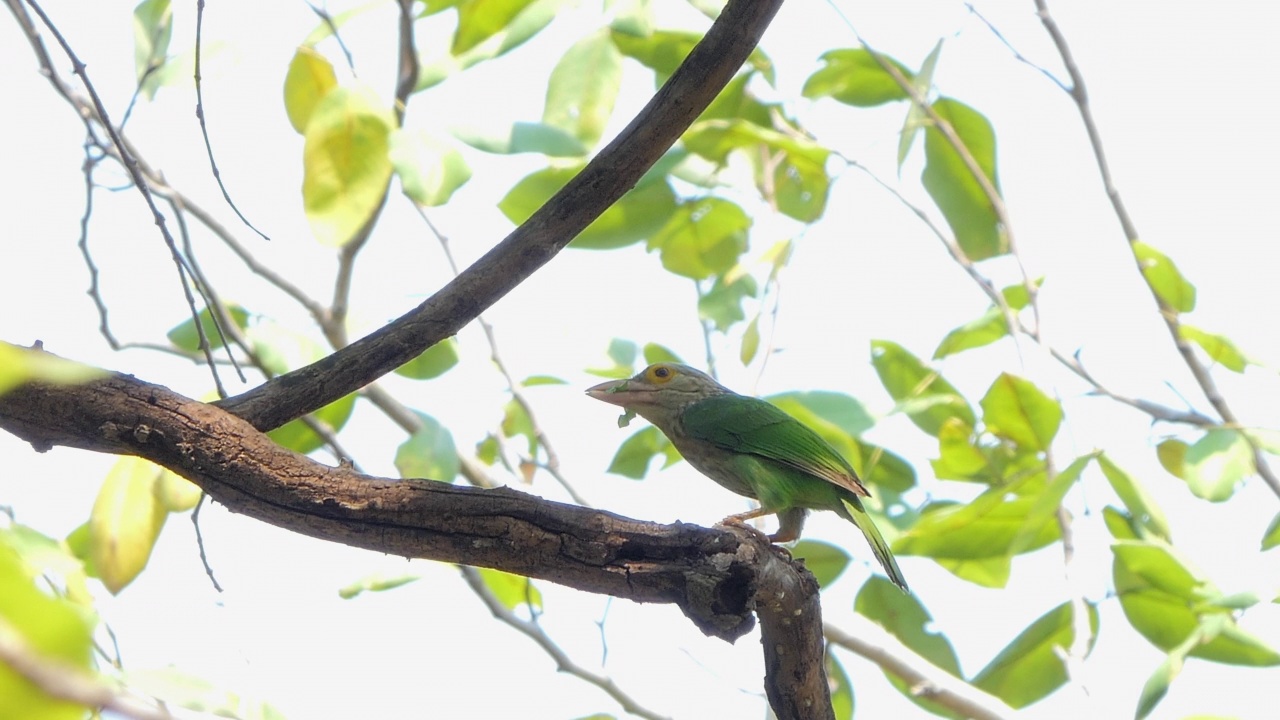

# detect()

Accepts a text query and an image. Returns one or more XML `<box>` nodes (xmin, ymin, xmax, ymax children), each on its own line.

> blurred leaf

<box><xmin>302</xmin><ymin>86</ymin><xmax>395</xmax><ymax>247</ymax></box>
<box><xmin>453</xmin><ymin>120</ymin><xmax>586</xmax><ymax>156</ymax></box>
<box><xmin>389</xmin><ymin>129</ymin><xmax>471</xmax><ymax>206</ymax></box>
<box><xmin>1179</xmin><ymin>324</ymin><xmax>1250</xmax><ymax>372</ymax></box>
<box><xmin>740</xmin><ymin>315</ymin><xmax>761</xmax><ymax>365</ymax></box>
<box><xmin>453</xmin><ymin>0</ymin><xmax>538</xmax><ymax>54</ymax></box>
<box><xmin>683</xmin><ymin>119</ymin><xmax>830</xmax><ymax>222</ymax></box>
<box><xmin>283</xmin><ymin>45</ymin><xmax>336</xmax><ymax>133</ymax></box>
<box><xmin>972</xmin><ymin>602</ymin><xmax>1099</xmax><ymax>708</ymax></box>
<box><xmin>933</xmin><ymin>306</ymin><xmax>1007</xmax><ymax>359</ymax></box>
<box><xmin>267</xmin><ymin>393</ymin><xmax>357</xmax><ymax>456</ymax></box>
<box><xmin>500</xmin><ymin>165</ymin><xmax>677</xmax><ymax>249</ymax></box>
<box><xmin>698</xmin><ymin>274</ymin><xmax>757</xmax><ymax>333</ymax></box>
<box><xmin>1133</xmin><ymin>241</ymin><xmax>1196</xmax><ymax>313</ymax></box>
<box><xmin>934</xmin><ymin>555</ymin><xmax>1010</xmax><ymax>588</ymax></box>
<box><xmin>417</xmin><ymin>0</ymin><xmax>562</xmax><ymax>90</ymax></box>
<box><xmin>522</xmin><ymin>375</ymin><xmax>567</xmax><ymax>387</ymax></box>
<box><xmin>1098</xmin><ymin>454</ymin><xmax>1172</xmax><ymax>542</ymax></box>
<box><xmin>802</xmin><ymin>48</ymin><xmax>912</xmax><ymax>107</ymax></box>
<box><xmin>649</xmin><ymin>198</ymin><xmax>750</xmax><ymax>280</ymax></box>
<box><xmin>501</xmin><ymin>399</ymin><xmax>537</xmax><ymax>455</ymax></box>
<box><xmin>612</xmin><ymin>29</ymin><xmax>773</xmax><ymax>85</ymax></box>
<box><xmin>1156</xmin><ymin>438</ymin><xmax>1188</xmax><ymax>480</ymax></box>
<box><xmin>91</xmin><ymin>456</ymin><xmax>168</xmax><ymax>594</ymax></box>
<box><xmin>871</xmin><ymin>340</ymin><xmax>976</xmax><ymax>436</ymax></box>
<box><xmin>133</xmin><ymin>0</ymin><xmax>172</xmax><ymax>99</ymax></box>
<box><xmin>338</xmin><ymin>572</ymin><xmax>422</xmax><ymax>599</ymax></box>
<box><xmin>0</xmin><ymin>533</ymin><xmax>95</xmax><ymax>720</ymax></box>
<box><xmin>395</xmin><ymin>412</ymin><xmax>461</xmax><ymax>482</ymax></box>
<box><xmin>476</xmin><ymin>433</ymin><xmax>501</xmax><ymax>465</ymax></box>
<box><xmin>896</xmin><ymin>491</ymin><xmax>1060</xmax><ymax>568</ymax></box>
<box><xmin>1182</xmin><ymin>429</ymin><xmax>1254</xmax><ymax>502</ymax></box>
<box><xmin>897</xmin><ymin>39</ymin><xmax>942</xmax><ymax>167</ymax></box>
<box><xmin>543</xmin><ymin>30</ymin><xmax>623</xmax><ymax>147</ymax></box>
<box><xmin>931</xmin><ymin>418</ymin><xmax>988</xmax><ymax>481</ymax></box>
<box><xmin>588</xmin><ymin>338</ymin><xmax>639</xmax><ymax>378</ymax></box>
<box><xmin>166</xmin><ymin>304</ymin><xmax>250</xmax><ymax>352</ymax></box>
<box><xmin>0</xmin><ymin>343</ymin><xmax>105</xmax><ymax>397</ymax></box>
<box><xmin>155</xmin><ymin>470</ymin><xmax>202</xmax><ymax>513</ymax></box>
<box><xmin>859</xmin><ymin>443</ymin><xmax>917</xmax><ymax>492</ymax></box>
<box><xmin>608</xmin><ymin>0</ymin><xmax>652</xmax><ymax>36</ymax></box>
<box><xmin>826</xmin><ymin>651</ymin><xmax>854</xmax><ymax>720</ymax></box>
<box><xmin>922</xmin><ymin>97</ymin><xmax>1005</xmax><ymax>260</ymax></box>
<box><xmin>1008</xmin><ymin>454</ymin><xmax>1089</xmax><ymax>555</ymax></box>
<box><xmin>606</xmin><ymin>426</ymin><xmax>679</xmax><ymax>479</ymax></box>
<box><xmin>642</xmin><ymin>342</ymin><xmax>682</xmax><ymax>365</ymax></box>
<box><xmin>791</xmin><ymin>540</ymin><xmax>850</xmax><ymax>588</ymax></box>
<box><xmin>980</xmin><ymin>373</ymin><xmax>1062</xmax><ymax>451</ymax></box>
<box><xmin>857</xmin><ymin>576</ymin><xmax>963</xmax><ymax>717</ymax></box>
<box><xmin>478</xmin><ymin>567</ymin><xmax>543</xmax><ymax>611</ymax></box>
<box><xmin>1263</xmin><ymin>512</ymin><xmax>1280</xmax><ymax>551</ymax></box>
<box><xmin>396</xmin><ymin>338</ymin><xmax>460</xmax><ymax>380</ymax></box>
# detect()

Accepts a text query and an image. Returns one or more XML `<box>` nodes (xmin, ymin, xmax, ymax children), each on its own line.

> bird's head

<box><xmin>586</xmin><ymin>363</ymin><xmax>727</xmax><ymax>422</ymax></box>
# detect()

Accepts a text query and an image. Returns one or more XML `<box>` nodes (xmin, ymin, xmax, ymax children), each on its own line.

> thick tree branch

<box><xmin>215</xmin><ymin>0</ymin><xmax>786</xmax><ymax>432</ymax></box>
<box><xmin>0</xmin><ymin>370</ymin><xmax>834</xmax><ymax>718</ymax></box>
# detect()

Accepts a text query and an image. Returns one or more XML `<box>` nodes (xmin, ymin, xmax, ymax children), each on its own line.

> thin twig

<box><xmin>459</xmin><ymin>566</ymin><xmax>671</xmax><ymax>720</ymax></box>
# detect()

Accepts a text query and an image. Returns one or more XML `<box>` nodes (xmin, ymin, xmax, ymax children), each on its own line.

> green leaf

<box><xmin>697</xmin><ymin>274</ymin><xmax>757</xmax><ymax>333</ymax></box>
<box><xmin>740</xmin><ymin>316</ymin><xmax>761</xmax><ymax>365</ymax></box>
<box><xmin>606</xmin><ymin>426</ymin><xmax>678</xmax><ymax>479</ymax></box>
<box><xmin>302</xmin><ymin>86</ymin><xmax>395</xmax><ymax>247</ymax></box>
<box><xmin>825</xmin><ymin>652</ymin><xmax>854</xmax><ymax>720</ymax></box>
<box><xmin>587</xmin><ymin>338</ymin><xmax>638</xmax><ymax>378</ymax></box>
<box><xmin>478</xmin><ymin>567</ymin><xmax>543</xmax><ymax>611</ymax></box>
<box><xmin>395</xmin><ymin>412</ymin><xmax>461</xmax><ymax>482</ymax></box>
<box><xmin>1135</xmin><ymin>644</ymin><xmax>1182</xmax><ymax>720</ymax></box>
<box><xmin>267</xmin><ymin>393</ymin><xmax>357</xmax><ymax>456</ymax></box>
<box><xmin>648</xmin><ymin>198</ymin><xmax>750</xmax><ymax>280</ymax></box>
<box><xmin>543</xmin><ymin>30</ymin><xmax>623</xmax><ymax>148</ymax></box>
<box><xmin>521</xmin><ymin>375</ymin><xmax>567</xmax><ymax>387</ymax></box>
<box><xmin>417</xmin><ymin>0</ymin><xmax>561</xmax><ymax>90</ymax></box>
<box><xmin>933</xmin><ymin>306</ymin><xmax>1008</xmax><ymax>359</ymax></box>
<box><xmin>934</xmin><ymin>555</ymin><xmax>1010</xmax><ymax>588</ymax></box>
<box><xmin>1263</xmin><ymin>512</ymin><xmax>1280</xmax><ymax>551</ymax></box>
<box><xmin>931</xmin><ymin>418</ymin><xmax>988</xmax><ymax>481</ymax></box>
<box><xmin>0</xmin><ymin>532</ymin><xmax>95</xmax><ymax>720</ymax></box>
<box><xmin>922</xmin><ymin>97</ymin><xmax>1005</xmax><ymax>260</ymax></box>
<box><xmin>499</xmin><ymin>165</ymin><xmax>678</xmax><ymax>249</ymax></box>
<box><xmin>895</xmin><ymin>492</ymin><xmax>1060</xmax><ymax>571</ymax></box>
<box><xmin>0</xmin><ymin>343</ymin><xmax>106</xmax><ymax>397</ymax></box>
<box><xmin>395</xmin><ymin>338</ymin><xmax>460</xmax><ymax>380</ymax></box>
<box><xmin>1098</xmin><ymin>454</ymin><xmax>1173</xmax><ymax>542</ymax></box>
<box><xmin>166</xmin><ymin>304</ymin><xmax>250</xmax><ymax>352</ymax></box>
<box><xmin>768</xmin><ymin>391</ymin><xmax>875</xmax><ymax>438</ymax></box>
<box><xmin>283</xmin><ymin>45</ymin><xmax>336</xmax><ymax>133</ymax></box>
<box><xmin>802</xmin><ymin>48</ymin><xmax>912</xmax><ymax>107</ymax></box>
<box><xmin>791</xmin><ymin>540</ymin><xmax>850</xmax><ymax>588</ymax></box>
<box><xmin>1182</xmin><ymin>429</ymin><xmax>1254</xmax><ymax>502</ymax></box>
<box><xmin>91</xmin><ymin>456</ymin><xmax>169</xmax><ymax>594</ymax></box>
<box><xmin>612</xmin><ymin>29</ymin><xmax>773</xmax><ymax>86</ymax></box>
<box><xmin>682</xmin><ymin>119</ymin><xmax>831</xmax><ymax>222</ymax></box>
<box><xmin>1156</xmin><ymin>438</ymin><xmax>1188</xmax><ymax>480</ymax></box>
<box><xmin>338</xmin><ymin>572</ymin><xmax>422</xmax><ymax>599</ymax></box>
<box><xmin>979</xmin><ymin>373</ymin><xmax>1063</xmax><ymax>451</ymax></box>
<box><xmin>452</xmin><ymin>0</ymin><xmax>539</xmax><ymax>55</ymax></box>
<box><xmin>897</xmin><ymin>40</ymin><xmax>942</xmax><ymax>167</ymax></box>
<box><xmin>857</xmin><ymin>576</ymin><xmax>963</xmax><ymax>717</ymax></box>
<box><xmin>501</xmin><ymin>399</ymin><xmax>537</xmax><ymax>456</ymax></box>
<box><xmin>642</xmin><ymin>342</ymin><xmax>682</xmax><ymax>365</ymax></box>
<box><xmin>870</xmin><ymin>340</ymin><xmax>976</xmax><ymax>436</ymax></box>
<box><xmin>1179</xmin><ymin>324</ymin><xmax>1250</xmax><ymax>372</ymax></box>
<box><xmin>389</xmin><ymin>129</ymin><xmax>471</xmax><ymax>207</ymax></box>
<box><xmin>972</xmin><ymin>602</ymin><xmax>1099</xmax><ymax>708</ymax></box>
<box><xmin>155</xmin><ymin>469</ymin><xmax>202</xmax><ymax>513</ymax></box>
<box><xmin>1008</xmin><ymin>454</ymin><xmax>1089</xmax><ymax>555</ymax></box>
<box><xmin>452</xmin><ymin>120</ymin><xmax>587</xmax><ymax>156</ymax></box>
<box><xmin>133</xmin><ymin>0</ymin><xmax>172</xmax><ymax>99</ymax></box>
<box><xmin>1133</xmin><ymin>241</ymin><xmax>1196</xmax><ymax>313</ymax></box>
<box><xmin>859</xmin><ymin>443</ymin><xmax>917</xmax><ymax>492</ymax></box>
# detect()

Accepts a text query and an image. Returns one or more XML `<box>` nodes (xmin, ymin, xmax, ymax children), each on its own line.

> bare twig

<box><xmin>1032</xmin><ymin>0</ymin><xmax>1280</xmax><ymax>498</ymax></box>
<box><xmin>825</xmin><ymin>618</ymin><xmax>1013</xmax><ymax>720</ymax></box>
<box><xmin>460</xmin><ymin>566</ymin><xmax>670</xmax><ymax>720</ymax></box>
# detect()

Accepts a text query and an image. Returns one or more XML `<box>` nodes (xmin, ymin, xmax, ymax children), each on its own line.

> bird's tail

<box><xmin>839</xmin><ymin>496</ymin><xmax>909</xmax><ymax>592</ymax></box>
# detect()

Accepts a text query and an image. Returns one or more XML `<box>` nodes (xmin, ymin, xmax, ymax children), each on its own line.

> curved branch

<box><xmin>216</xmin><ymin>0</ymin><xmax>786</xmax><ymax>431</ymax></box>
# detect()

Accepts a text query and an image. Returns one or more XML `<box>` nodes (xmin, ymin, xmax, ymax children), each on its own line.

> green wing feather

<box><xmin>681</xmin><ymin>394</ymin><xmax>869</xmax><ymax>497</ymax></box>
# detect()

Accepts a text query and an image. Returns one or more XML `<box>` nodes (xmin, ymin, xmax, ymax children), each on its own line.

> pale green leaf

<box><xmin>395</xmin><ymin>412</ymin><xmax>461</xmax><ymax>482</ymax></box>
<box><xmin>1133</xmin><ymin>241</ymin><xmax>1196</xmax><ymax>313</ymax></box>
<box><xmin>91</xmin><ymin>456</ymin><xmax>169</xmax><ymax>594</ymax></box>
<box><xmin>791</xmin><ymin>540</ymin><xmax>850</xmax><ymax>588</ymax></box>
<box><xmin>648</xmin><ymin>198</ymin><xmax>750</xmax><ymax>280</ymax></box>
<box><xmin>972</xmin><ymin>602</ymin><xmax>1099</xmax><ymax>708</ymax></box>
<box><xmin>802</xmin><ymin>48</ymin><xmax>912</xmax><ymax>107</ymax></box>
<box><xmin>543</xmin><ymin>30</ymin><xmax>623</xmax><ymax>148</ymax></box>
<box><xmin>871</xmin><ymin>340</ymin><xmax>976</xmax><ymax>437</ymax></box>
<box><xmin>980</xmin><ymin>373</ymin><xmax>1062</xmax><ymax>451</ymax></box>
<box><xmin>283</xmin><ymin>46</ymin><xmax>336</xmax><ymax>133</ymax></box>
<box><xmin>396</xmin><ymin>338</ymin><xmax>460</xmax><ymax>380</ymax></box>
<box><xmin>389</xmin><ymin>129</ymin><xmax>471</xmax><ymax>207</ymax></box>
<box><xmin>1098</xmin><ymin>454</ymin><xmax>1173</xmax><ymax>542</ymax></box>
<box><xmin>1179</xmin><ymin>324</ymin><xmax>1250</xmax><ymax>372</ymax></box>
<box><xmin>267</xmin><ymin>393</ymin><xmax>357</xmax><ymax>456</ymax></box>
<box><xmin>338</xmin><ymin>572</ymin><xmax>422</xmax><ymax>599</ymax></box>
<box><xmin>302</xmin><ymin>86</ymin><xmax>395</xmax><ymax>247</ymax></box>
<box><xmin>1182</xmin><ymin>429</ymin><xmax>1254</xmax><ymax>502</ymax></box>
<box><xmin>478</xmin><ymin>567</ymin><xmax>543</xmax><ymax>611</ymax></box>
<box><xmin>922</xmin><ymin>97</ymin><xmax>1005</xmax><ymax>260</ymax></box>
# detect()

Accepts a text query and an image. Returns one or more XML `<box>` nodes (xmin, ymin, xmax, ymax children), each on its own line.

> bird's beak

<box><xmin>585</xmin><ymin>378</ymin><xmax>629</xmax><ymax>405</ymax></box>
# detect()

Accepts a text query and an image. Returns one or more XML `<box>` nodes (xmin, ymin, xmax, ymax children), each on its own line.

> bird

<box><xmin>587</xmin><ymin>362</ymin><xmax>907</xmax><ymax>591</ymax></box>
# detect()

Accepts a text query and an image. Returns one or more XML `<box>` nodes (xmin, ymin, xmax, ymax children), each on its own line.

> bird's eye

<box><xmin>648</xmin><ymin>364</ymin><xmax>674</xmax><ymax>382</ymax></box>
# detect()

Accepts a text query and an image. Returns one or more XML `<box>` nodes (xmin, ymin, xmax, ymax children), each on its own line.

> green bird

<box><xmin>587</xmin><ymin>362</ymin><xmax>907</xmax><ymax>591</ymax></box>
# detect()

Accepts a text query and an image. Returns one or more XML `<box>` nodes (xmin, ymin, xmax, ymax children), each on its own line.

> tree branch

<box><xmin>215</xmin><ymin>0</ymin><xmax>786</xmax><ymax>432</ymax></box>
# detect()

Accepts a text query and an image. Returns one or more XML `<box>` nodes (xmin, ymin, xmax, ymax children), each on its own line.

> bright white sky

<box><xmin>2</xmin><ymin>1</ymin><xmax>1279</xmax><ymax>719</ymax></box>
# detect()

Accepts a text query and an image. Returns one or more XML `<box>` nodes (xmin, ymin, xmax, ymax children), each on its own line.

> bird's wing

<box><xmin>681</xmin><ymin>394</ymin><xmax>870</xmax><ymax>497</ymax></box>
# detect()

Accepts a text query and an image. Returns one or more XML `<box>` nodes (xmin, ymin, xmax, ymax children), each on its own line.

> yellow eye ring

<box><xmin>647</xmin><ymin>364</ymin><xmax>675</xmax><ymax>383</ymax></box>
